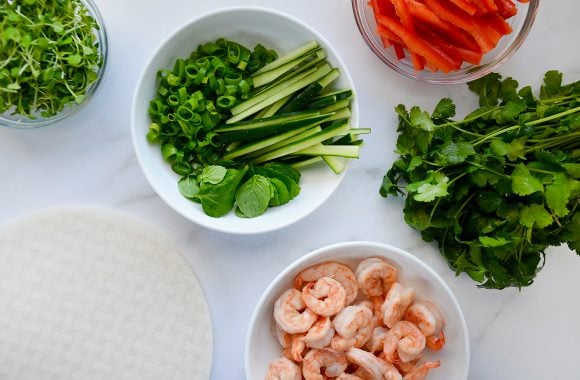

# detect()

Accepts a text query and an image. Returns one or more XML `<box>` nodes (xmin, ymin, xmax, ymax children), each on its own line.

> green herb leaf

<box><xmin>437</xmin><ymin>141</ymin><xmax>475</xmax><ymax>165</ymax></box>
<box><xmin>178</xmin><ymin>176</ymin><xmax>200</xmax><ymax>198</ymax></box>
<box><xmin>479</xmin><ymin>236</ymin><xmax>510</xmax><ymax>247</ymax></box>
<box><xmin>407</xmin><ymin>171</ymin><xmax>449</xmax><ymax>202</ymax></box>
<box><xmin>197</xmin><ymin>167</ymin><xmax>247</xmax><ymax>217</ymax></box>
<box><xmin>199</xmin><ymin>165</ymin><xmax>227</xmax><ymax>185</ymax></box>
<box><xmin>545</xmin><ymin>173</ymin><xmax>571</xmax><ymax>217</ymax></box>
<box><xmin>511</xmin><ymin>164</ymin><xmax>544</xmax><ymax>196</ymax></box>
<box><xmin>235</xmin><ymin>175</ymin><xmax>272</xmax><ymax>218</ymax></box>
<box><xmin>431</xmin><ymin>98</ymin><xmax>456</xmax><ymax>120</ymax></box>
<box><xmin>409</xmin><ymin>106</ymin><xmax>437</xmax><ymax>132</ymax></box>
<box><xmin>519</xmin><ymin>204</ymin><xmax>553</xmax><ymax>229</ymax></box>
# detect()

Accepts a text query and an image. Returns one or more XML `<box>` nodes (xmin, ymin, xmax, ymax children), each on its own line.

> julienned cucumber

<box><xmin>147</xmin><ymin>38</ymin><xmax>367</xmax><ymax>218</ymax></box>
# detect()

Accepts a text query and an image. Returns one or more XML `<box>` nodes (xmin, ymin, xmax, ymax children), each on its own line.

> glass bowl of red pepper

<box><xmin>352</xmin><ymin>0</ymin><xmax>539</xmax><ymax>84</ymax></box>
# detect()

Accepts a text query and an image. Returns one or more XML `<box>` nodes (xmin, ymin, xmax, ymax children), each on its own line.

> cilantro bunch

<box><xmin>0</xmin><ymin>0</ymin><xmax>104</xmax><ymax>119</ymax></box>
<box><xmin>381</xmin><ymin>70</ymin><xmax>580</xmax><ymax>289</ymax></box>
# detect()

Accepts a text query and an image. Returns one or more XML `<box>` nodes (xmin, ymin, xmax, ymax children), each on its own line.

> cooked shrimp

<box><xmin>404</xmin><ymin>300</ymin><xmax>446</xmax><ymax>351</ymax></box>
<box><xmin>366</xmin><ymin>326</ymin><xmax>390</xmax><ymax>353</ymax></box>
<box><xmin>294</xmin><ymin>261</ymin><xmax>358</xmax><ymax>304</ymax></box>
<box><xmin>302</xmin><ymin>276</ymin><xmax>347</xmax><ymax>316</ymax></box>
<box><xmin>331</xmin><ymin>305</ymin><xmax>373</xmax><ymax>351</ymax></box>
<box><xmin>383</xmin><ymin>321</ymin><xmax>426</xmax><ymax>364</ymax></box>
<box><xmin>404</xmin><ymin>300</ymin><xmax>445</xmax><ymax>338</ymax></box>
<box><xmin>381</xmin><ymin>283</ymin><xmax>415</xmax><ymax>328</ymax></box>
<box><xmin>302</xmin><ymin>348</ymin><xmax>348</xmax><ymax>379</ymax></box>
<box><xmin>346</xmin><ymin>348</ymin><xmax>402</xmax><ymax>380</ymax></box>
<box><xmin>355</xmin><ymin>257</ymin><xmax>398</xmax><ymax>298</ymax></box>
<box><xmin>303</xmin><ymin>316</ymin><xmax>334</xmax><ymax>349</ymax></box>
<box><xmin>403</xmin><ymin>361</ymin><xmax>441</xmax><ymax>380</ymax></box>
<box><xmin>282</xmin><ymin>334</ymin><xmax>307</xmax><ymax>362</ymax></box>
<box><xmin>336</xmin><ymin>374</ymin><xmax>364</xmax><ymax>380</ymax></box>
<box><xmin>265</xmin><ymin>357</ymin><xmax>301</xmax><ymax>380</ymax></box>
<box><xmin>425</xmin><ymin>331</ymin><xmax>446</xmax><ymax>351</ymax></box>
<box><xmin>358</xmin><ymin>298</ymin><xmax>384</xmax><ymax>328</ymax></box>
<box><xmin>272</xmin><ymin>322</ymin><xmax>293</xmax><ymax>348</ymax></box>
<box><xmin>274</xmin><ymin>288</ymin><xmax>317</xmax><ymax>334</ymax></box>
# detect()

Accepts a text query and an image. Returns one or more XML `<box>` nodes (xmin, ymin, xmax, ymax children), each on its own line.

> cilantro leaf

<box><xmin>519</xmin><ymin>204</ymin><xmax>553</xmax><ymax>228</ymax></box>
<box><xmin>409</xmin><ymin>106</ymin><xmax>437</xmax><ymax>132</ymax></box>
<box><xmin>468</xmin><ymin>72</ymin><xmax>502</xmax><ymax>106</ymax></box>
<box><xmin>431</xmin><ymin>98</ymin><xmax>456</xmax><ymax>120</ymax></box>
<box><xmin>479</xmin><ymin>236</ymin><xmax>510</xmax><ymax>247</ymax></box>
<box><xmin>540</xmin><ymin>70</ymin><xmax>563</xmax><ymax>99</ymax></box>
<box><xmin>437</xmin><ymin>141</ymin><xmax>475</xmax><ymax>165</ymax></box>
<box><xmin>406</xmin><ymin>171</ymin><xmax>449</xmax><ymax>202</ymax></box>
<box><xmin>545</xmin><ymin>173</ymin><xmax>571</xmax><ymax>217</ymax></box>
<box><xmin>511</xmin><ymin>164</ymin><xmax>544</xmax><ymax>195</ymax></box>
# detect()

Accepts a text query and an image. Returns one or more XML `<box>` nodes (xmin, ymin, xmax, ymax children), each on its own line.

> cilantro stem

<box><xmin>472</xmin><ymin>124</ymin><xmax>522</xmax><ymax>147</ymax></box>
<box><xmin>525</xmin><ymin>105</ymin><xmax>580</xmax><ymax>126</ymax></box>
<box><xmin>465</xmin><ymin>161</ymin><xmax>511</xmax><ymax>179</ymax></box>
<box><xmin>444</xmin><ymin>122</ymin><xmax>484</xmax><ymax>137</ymax></box>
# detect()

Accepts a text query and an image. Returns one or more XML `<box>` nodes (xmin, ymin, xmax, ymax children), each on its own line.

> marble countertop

<box><xmin>1</xmin><ymin>0</ymin><xmax>579</xmax><ymax>379</ymax></box>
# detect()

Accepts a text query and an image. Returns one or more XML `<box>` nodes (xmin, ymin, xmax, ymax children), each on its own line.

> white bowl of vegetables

<box><xmin>131</xmin><ymin>6</ymin><xmax>362</xmax><ymax>234</ymax></box>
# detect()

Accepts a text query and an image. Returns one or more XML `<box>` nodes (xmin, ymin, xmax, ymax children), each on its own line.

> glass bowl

<box><xmin>0</xmin><ymin>0</ymin><xmax>108</xmax><ymax>128</ymax></box>
<box><xmin>351</xmin><ymin>0</ymin><xmax>539</xmax><ymax>84</ymax></box>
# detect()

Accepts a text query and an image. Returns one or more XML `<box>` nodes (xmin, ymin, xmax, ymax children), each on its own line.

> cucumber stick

<box><xmin>216</xmin><ymin>112</ymin><xmax>330</xmax><ymax>143</ymax></box>
<box><xmin>277</xmin><ymin>68</ymin><xmax>340</xmax><ymax>114</ymax></box>
<box><xmin>295</xmin><ymin>144</ymin><xmax>360</xmax><ymax>158</ymax></box>
<box><xmin>252</xmin><ymin>40</ymin><xmax>319</xmax><ymax>75</ymax></box>
<box><xmin>252</xmin><ymin>49</ymin><xmax>326</xmax><ymax>88</ymax></box>
<box><xmin>252</xmin><ymin>120</ymin><xmax>350</xmax><ymax>164</ymax></box>
<box><xmin>227</xmin><ymin>64</ymin><xmax>332</xmax><ymax>123</ymax></box>
<box><xmin>244</xmin><ymin>126</ymin><xmax>324</xmax><ymax>159</ymax></box>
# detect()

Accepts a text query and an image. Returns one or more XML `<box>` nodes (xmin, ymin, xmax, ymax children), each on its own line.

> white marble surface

<box><xmin>1</xmin><ymin>1</ymin><xmax>579</xmax><ymax>379</ymax></box>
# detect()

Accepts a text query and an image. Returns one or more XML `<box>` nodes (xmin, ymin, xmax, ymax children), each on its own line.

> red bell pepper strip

<box><xmin>423</xmin><ymin>0</ymin><xmax>495</xmax><ymax>53</ymax></box>
<box><xmin>377</xmin><ymin>14</ymin><xmax>458</xmax><ymax>72</ymax></box>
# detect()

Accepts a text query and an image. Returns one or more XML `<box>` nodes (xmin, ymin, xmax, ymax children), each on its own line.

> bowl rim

<box><xmin>351</xmin><ymin>0</ymin><xmax>540</xmax><ymax>84</ymax></box>
<box><xmin>130</xmin><ymin>5</ymin><xmax>359</xmax><ymax>234</ymax></box>
<box><xmin>244</xmin><ymin>240</ymin><xmax>471</xmax><ymax>378</ymax></box>
<box><xmin>0</xmin><ymin>0</ymin><xmax>109</xmax><ymax>128</ymax></box>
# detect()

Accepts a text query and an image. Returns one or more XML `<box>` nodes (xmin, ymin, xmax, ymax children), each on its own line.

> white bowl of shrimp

<box><xmin>245</xmin><ymin>241</ymin><xmax>469</xmax><ymax>380</ymax></box>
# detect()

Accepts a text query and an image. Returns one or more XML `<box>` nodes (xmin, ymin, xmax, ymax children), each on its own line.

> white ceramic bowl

<box><xmin>131</xmin><ymin>6</ymin><xmax>358</xmax><ymax>234</ymax></box>
<box><xmin>245</xmin><ymin>241</ymin><xmax>470</xmax><ymax>379</ymax></box>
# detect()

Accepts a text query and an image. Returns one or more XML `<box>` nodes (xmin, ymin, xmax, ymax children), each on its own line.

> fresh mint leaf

<box><xmin>235</xmin><ymin>175</ymin><xmax>272</xmax><ymax>218</ymax></box>
<box><xmin>269</xmin><ymin>177</ymin><xmax>291</xmax><ymax>206</ymax></box>
<box><xmin>197</xmin><ymin>167</ymin><xmax>247</xmax><ymax>217</ymax></box>
<box><xmin>199</xmin><ymin>165</ymin><xmax>227</xmax><ymax>185</ymax></box>
<box><xmin>178</xmin><ymin>176</ymin><xmax>200</xmax><ymax>199</ymax></box>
